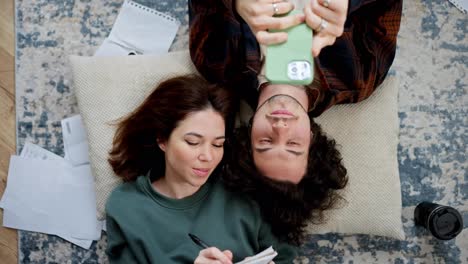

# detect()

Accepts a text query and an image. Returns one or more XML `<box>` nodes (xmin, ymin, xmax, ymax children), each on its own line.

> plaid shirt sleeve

<box><xmin>189</xmin><ymin>0</ymin><xmax>261</xmax><ymax>109</ymax></box>
<box><xmin>310</xmin><ymin>0</ymin><xmax>403</xmax><ymax>116</ymax></box>
<box><xmin>189</xmin><ymin>0</ymin><xmax>403</xmax><ymax>117</ymax></box>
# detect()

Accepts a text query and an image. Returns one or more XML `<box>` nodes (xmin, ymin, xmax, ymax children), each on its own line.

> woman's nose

<box><xmin>198</xmin><ymin>147</ymin><xmax>213</xmax><ymax>162</ymax></box>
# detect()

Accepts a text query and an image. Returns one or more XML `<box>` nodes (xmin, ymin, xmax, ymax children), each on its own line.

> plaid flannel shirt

<box><xmin>189</xmin><ymin>0</ymin><xmax>402</xmax><ymax>117</ymax></box>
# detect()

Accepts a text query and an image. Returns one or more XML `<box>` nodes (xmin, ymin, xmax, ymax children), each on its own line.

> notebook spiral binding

<box><xmin>448</xmin><ymin>0</ymin><xmax>467</xmax><ymax>13</ymax></box>
<box><xmin>127</xmin><ymin>0</ymin><xmax>179</xmax><ymax>23</ymax></box>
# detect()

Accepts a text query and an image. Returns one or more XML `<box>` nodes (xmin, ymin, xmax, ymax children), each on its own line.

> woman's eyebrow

<box><xmin>185</xmin><ymin>132</ymin><xmax>225</xmax><ymax>140</ymax></box>
<box><xmin>185</xmin><ymin>132</ymin><xmax>202</xmax><ymax>138</ymax></box>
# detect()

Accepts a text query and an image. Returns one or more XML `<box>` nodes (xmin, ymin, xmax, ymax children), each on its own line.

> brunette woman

<box><xmin>106</xmin><ymin>75</ymin><xmax>296</xmax><ymax>264</ymax></box>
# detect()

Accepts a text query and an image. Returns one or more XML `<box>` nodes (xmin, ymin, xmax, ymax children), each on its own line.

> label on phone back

<box><xmin>287</xmin><ymin>61</ymin><xmax>312</xmax><ymax>81</ymax></box>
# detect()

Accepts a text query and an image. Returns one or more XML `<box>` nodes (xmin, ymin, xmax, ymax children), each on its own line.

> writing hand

<box><xmin>194</xmin><ymin>247</ymin><xmax>233</xmax><ymax>264</ymax></box>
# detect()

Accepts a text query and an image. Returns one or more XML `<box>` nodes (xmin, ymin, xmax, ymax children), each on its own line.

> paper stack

<box><xmin>0</xmin><ymin>115</ymin><xmax>102</xmax><ymax>249</ymax></box>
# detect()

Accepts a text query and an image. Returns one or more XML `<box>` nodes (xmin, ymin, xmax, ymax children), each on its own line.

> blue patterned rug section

<box><xmin>15</xmin><ymin>0</ymin><xmax>466</xmax><ymax>263</ymax></box>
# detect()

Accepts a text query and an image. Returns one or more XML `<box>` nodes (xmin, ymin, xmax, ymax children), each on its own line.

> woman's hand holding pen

<box><xmin>194</xmin><ymin>247</ymin><xmax>233</xmax><ymax>264</ymax></box>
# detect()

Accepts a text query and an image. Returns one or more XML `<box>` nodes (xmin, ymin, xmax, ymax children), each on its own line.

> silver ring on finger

<box><xmin>322</xmin><ymin>0</ymin><xmax>331</xmax><ymax>8</ymax></box>
<box><xmin>272</xmin><ymin>2</ymin><xmax>279</xmax><ymax>15</ymax></box>
<box><xmin>316</xmin><ymin>18</ymin><xmax>328</xmax><ymax>33</ymax></box>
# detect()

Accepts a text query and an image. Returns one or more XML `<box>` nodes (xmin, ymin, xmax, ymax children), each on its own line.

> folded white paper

<box><xmin>235</xmin><ymin>246</ymin><xmax>278</xmax><ymax>264</ymax></box>
<box><xmin>94</xmin><ymin>0</ymin><xmax>180</xmax><ymax>56</ymax></box>
<box><xmin>62</xmin><ymin>115</ymin><xmax>90</xmax><ymax>166</ymax></box>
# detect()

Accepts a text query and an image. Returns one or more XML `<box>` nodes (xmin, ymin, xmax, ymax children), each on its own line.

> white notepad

<box><xmin>95</xmin><ymin>0</ymin><xmax>180</xmax><ymax>56</ymax></box>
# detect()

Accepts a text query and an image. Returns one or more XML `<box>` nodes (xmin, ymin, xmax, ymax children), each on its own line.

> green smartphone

<box><xmin>265</xmin><ymin>11</ymin><xmax>313</xmax><ymax>85</ymax></box>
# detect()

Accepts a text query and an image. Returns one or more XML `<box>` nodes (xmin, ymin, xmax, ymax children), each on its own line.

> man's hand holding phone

<box><xmin>235</xmin><ymin>0</ymin><xmax>348</xmax><ymax>57</ymax></box>
<box><xmin>304</xmin><ymin>0</ymin><xmax>348</xmax><ymax>56</ymax></box>
<box><xmin>235</xmin><ymin>0</ymin><xmax>305</xmax><ymax>45</ymax></box>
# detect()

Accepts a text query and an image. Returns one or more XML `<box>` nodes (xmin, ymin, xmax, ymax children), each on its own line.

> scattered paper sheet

<box><xmin>0</xmin><ymin>143</ymin><xmax>101</xmax><ymax>249</ymax></box>
<box><xmin>61</xmin><ymin>115</ymin><xmax>90</xmax><ymax>166</ymax></box>
<box><xmin>235</xmin><ymin>246</ymin><xmax>278</xmax><ymax>264</ymax></box>
<box><xmin>101</xmin><ymin>220</ymin><xmax>107</xmax><ymax>232</ymax></box>
<box><xmin>2</xmin><ymin>207</ymin><xmax>93</xmax><ymax>249</ymax></box>
<box><xmin>58</xmin><ymin>164</ymin><xmax>101</xmax><ymax>240</ymax></box>
<box><xmin>0</xmin><ymin>156</ymin><xmax>68</xmax><ymax>214</ymax></box>
<box><xmin>20</xmin><ymin>142</ymin><xmax>64</xmax><ymax>161</ymax></box>
<box><xmin>94</xmin><ymin>0</ymin><xmax>180</xmax><ymax>56</ymax></box>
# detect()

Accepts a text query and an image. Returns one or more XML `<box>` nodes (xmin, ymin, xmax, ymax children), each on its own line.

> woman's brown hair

<box><xmin>108</xmin><ymin>74</ymin><xmax>233</xmax><ymax>182</ymax></box>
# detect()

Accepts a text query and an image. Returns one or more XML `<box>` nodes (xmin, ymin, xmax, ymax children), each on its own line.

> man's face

<box><xmin>250</xmin><ymin>84</ymin><xmax>312</xmax><ymax>184</ymax></box>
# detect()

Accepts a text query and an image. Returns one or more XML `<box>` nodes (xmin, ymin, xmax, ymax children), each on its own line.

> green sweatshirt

<box><xmin>106</xmin><ymin>175</ymin><xmax>297</xmax><ymax>264</ymax></box>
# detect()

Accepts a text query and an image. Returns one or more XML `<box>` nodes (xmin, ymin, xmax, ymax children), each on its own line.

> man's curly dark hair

<box><xmin>222</xmin><ymin>120</ymin><xmax>348</xmax><ymax>246</ymax></box>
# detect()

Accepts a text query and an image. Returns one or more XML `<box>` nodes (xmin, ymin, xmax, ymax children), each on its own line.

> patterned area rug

<box><xmin>15</xmin><ymin>0</ymin><xmax>467</xmax><ymax>263</ymax></box>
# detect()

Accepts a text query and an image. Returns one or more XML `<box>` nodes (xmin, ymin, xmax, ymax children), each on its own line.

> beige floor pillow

<box><xmin>70</xmin><ymin>50</ymin><xmax>404</xmax><ymax>239</ymax></box>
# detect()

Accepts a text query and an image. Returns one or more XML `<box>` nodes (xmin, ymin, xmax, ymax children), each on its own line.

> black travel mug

<box><xmin>414</xmin><ymin>202</ymin><xmax>463</xmax><ymax>240</ymax></box>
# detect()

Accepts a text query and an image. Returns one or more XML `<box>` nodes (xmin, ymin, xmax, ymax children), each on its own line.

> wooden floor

<box><xmin>0</xmin><ymin>0</ymin><xmax>18</xmax><ymax>263</ymax></box>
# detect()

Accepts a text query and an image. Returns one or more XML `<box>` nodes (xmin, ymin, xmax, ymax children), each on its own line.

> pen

<box><xmin>188</xmin><ymin>233</ymin><xmax>211</xmax><ymax>249</ymax></box>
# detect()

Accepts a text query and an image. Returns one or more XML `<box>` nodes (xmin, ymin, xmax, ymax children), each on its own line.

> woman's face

<box><xmin>159</xmin><ymin>108</ymin><xmax>225</xmax><ymax>191</ymax></box>
<box><xmin>251</xmin><ymin>84</ymin><xmax>312</xmax><ymax>184</ymax></box>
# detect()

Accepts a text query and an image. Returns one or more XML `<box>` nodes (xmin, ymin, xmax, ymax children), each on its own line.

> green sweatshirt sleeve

<box><xmin>106</xmin><ymin>216</ymin><xmax>140</xmax><ymax>264</ymax></box>
<box><xmin>258</xmin><ymin>220</ymin><xmax>298</xmax><ymax>263</ymax></box>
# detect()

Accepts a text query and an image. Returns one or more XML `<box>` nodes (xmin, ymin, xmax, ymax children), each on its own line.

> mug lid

<box><xmin>429</xmin><ymin>207</ymin><xmax>464</xmax><ymax>240</ymax></box>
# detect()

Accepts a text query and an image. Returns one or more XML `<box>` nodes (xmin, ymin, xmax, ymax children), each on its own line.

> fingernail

<box><xmin>297</xmin><ymin>14</ymin><xmax>305</xmax><ymax>22</ymax></box>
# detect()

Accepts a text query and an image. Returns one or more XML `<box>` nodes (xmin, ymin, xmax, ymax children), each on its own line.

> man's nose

<box><xmin>272</xmin><ymin>118</ymin><xmax>289</xmax><ymax>132</ymax></box>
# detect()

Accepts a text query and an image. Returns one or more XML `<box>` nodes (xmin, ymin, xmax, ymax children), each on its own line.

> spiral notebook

<box><xmin>95</xmin><ymin>0</ymin><xmax>180</xmax><ymax>56</ymax></box>
<box><xmin>448</xmin><ymin>0</ymin><xmax>467</xmax><ymax>13</ymax></box>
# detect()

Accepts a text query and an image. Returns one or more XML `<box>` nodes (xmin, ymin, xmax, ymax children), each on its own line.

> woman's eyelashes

<box><xmin>184</xmin><ymin>139</ymin><xmax>224</xmax><ymax>148</ymax></box>
<box><xmin>212</xmin><ymin>139</ymin><xmax>225</xmax><ymax>148</ymax></box>
<box><xmin>185</xmin><ymin>140</ymin><xmax>199</xmax><ymax>146</ymax></box>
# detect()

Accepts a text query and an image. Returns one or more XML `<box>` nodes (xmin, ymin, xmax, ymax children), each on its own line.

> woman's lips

<box><xmin>193</xmin><ymin>168</ymin><xmax>210</xmax><ymax>177</ymax></box>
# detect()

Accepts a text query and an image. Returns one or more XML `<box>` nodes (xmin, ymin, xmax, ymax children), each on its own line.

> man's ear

<box><xmin>157</xmin><ymin>138</ymin><xmax>166</xmax><ymax>152</ymax></box>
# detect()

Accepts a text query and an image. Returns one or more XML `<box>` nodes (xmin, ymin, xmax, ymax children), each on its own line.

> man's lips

<box><xmin>271</xmin><ymin>109</ymin><xmax>293</xmax><ymax>116</ymax></box>
<box><xmin>193</xmin><ymin>168</ymin><xmax>210</xmax><ymax>177</ymax></box>
<box><xmin>270</xmin><ymin>109</ymin><xmax>294</xmax><ymax>117</ymax></box>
